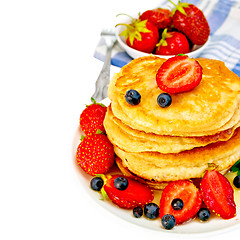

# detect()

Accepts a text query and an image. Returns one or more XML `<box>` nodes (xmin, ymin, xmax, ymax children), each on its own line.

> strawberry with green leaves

<box><xmin>155</xmin><ymin>28</ymin><xmax>190</xmax><ymax>55</ymax></box>
<box><xmin>139</xmin><ymin>8</ymin><xmax>172</xmax><ymax>30</ymax></box>
<box><xmin>76</xmin><ymin>131</ymin><xmax>115</xmax><ymax>176</ymax></box>
<box><xmin>116</xmin><ymin>14</ymin><xmax>159</xmax><ymax>53</ymax></box>
<box><xmin>80</xmin><ymin>98</ymin><xmax>107</xmax><ymax>136</ymax></box>
<box><xmin>169</xmin><ymin>0</ymin><xmax>210</xmax><ymax>45</ymax></box>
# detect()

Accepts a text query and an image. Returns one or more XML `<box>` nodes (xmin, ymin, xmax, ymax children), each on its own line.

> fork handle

<box><xmin>92</xmin><ymin>44</ymin><xmax>114</xmax><ymax>102</ymax></box>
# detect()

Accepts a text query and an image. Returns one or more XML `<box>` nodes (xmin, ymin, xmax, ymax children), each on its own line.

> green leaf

<box><xmin>231</xmin><ymin>159</ymin><xmax>240</xmax><ymax>172</ymax></box>
<box><xmin>97</xmin><ymin>103</ymin><xmax>106</xmax><ymax>107</ymax></box>
<box><xmin>91</xmin><ymin>97</ymin><xmax>97</xmax><ymax>104</ymax></box>
<box><xmin>95</xmin><ymin>174</ymin><xmax>109</xmax><ymax>200</ymax></box>
<box><xmin>95</xmin><ymin>129</ymin><xmax>104</xmax><ymax>134</ymax></box>
<box><xmin>86</xmin><ymin>97</ymin><xmax>106</xmax><ymax>108</ymax></box>
<box><xmin>80</xmin><ymin>135</ymin><xmax>85</xmax><ymax>141</ymax></box>
<box><xmin>169</xmin><ymin>0</ymin><xmax>188</xmax><ymax>16</ymax></box>
<box><xmin>119</xmin><ymin>28</ymin><xmax>130</xmax><ymax>40</ymax></box>
<box><xmin>100</xmin><ymin>188</ymin><xmax>108</xmax><ymax>201</ymax></box>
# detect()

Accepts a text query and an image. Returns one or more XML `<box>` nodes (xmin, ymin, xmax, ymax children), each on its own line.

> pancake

<box><xmin>108</xmin><ymin>56</ymin><xmax>240</xmax><ymax>136</ymax></box>
<box><xmin>114</xmin><ymin>126</ymin><xmax>240</xmax><ymax>183</ymax></box>
<box><xmin>105</xmin><ymin>55</ymin><xmax>240</xmax><ymax>190</ymax></box>
<box><xmin>104</xmin><ymin>105</ymin><xmax>240</xmax><ymax>153</ymax></box>
<box><xmin>115</xmin><ymin>157</ymin><xmax>230</xmax><ymax>190</ymax></box>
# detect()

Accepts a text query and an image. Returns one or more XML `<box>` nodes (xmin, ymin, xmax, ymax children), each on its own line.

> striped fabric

<box><xmin>94</xmin><ymin>0</ymin><xmax>240</xmax><ymax>76</ymax></box>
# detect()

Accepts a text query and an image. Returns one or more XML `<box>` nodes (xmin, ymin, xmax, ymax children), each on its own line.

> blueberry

<box><xmin>90</xmin><ymin>177</ymin><xmax>104</xmax><ymax>191</ymax></box>
<box><xmin>157</xmin><ymin>93</ymin><xmax>172</xmax><ymax>108</ymax></box>
<box><xmin>133</xmin><ymin>206</ymin><xmax>143</xmax><ymax>218</ymax></box>
<box><xmin>233</xmin><ymin>175</ymin><xmax>240</xmax><ymax>188</ymax></box>
<box><xmin>197</xmin><ymin>208</ymin><xmax>211</xmax><ymax>221</ymax></box>
<box><xmin>161</xmin><ymin>214</ymin><xmax>176</xmax><ymax>230</ymax></box>
<box><xmin>114</xmin><ymin>177</ymin><xmax>128</xmax><ymax>190</ymax></box>
<box><xmin>125</xmin><ymin>89</ymin><xmax>141</xmax><ymax>105</ymax></box>
<box><xmin>171</xmin><ymin>198</ymin><xmax>184</xmax><ymax>210</ymax></box>
<box><xmin>144</xmin><ymin>203</ymin><xmax>159</xmax><ymax>219</ymax></box>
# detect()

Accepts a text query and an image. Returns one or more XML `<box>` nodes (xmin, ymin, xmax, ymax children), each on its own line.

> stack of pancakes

<box><xmin>103</xmin><ymin>55</ymin><xmax>240</xmax><ymax>189</ymax></box>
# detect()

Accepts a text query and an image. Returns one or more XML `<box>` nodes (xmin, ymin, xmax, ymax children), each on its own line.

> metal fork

<box><xmin>92</xmin><ymin>28</ymin><xmax>117</xmax><ymax>102</ymax></box>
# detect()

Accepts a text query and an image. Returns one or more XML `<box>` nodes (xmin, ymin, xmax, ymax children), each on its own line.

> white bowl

<box><xmin>115</xmin><ymin>24</ymin><xmax>210</xmax><ymax>59</ymax></box>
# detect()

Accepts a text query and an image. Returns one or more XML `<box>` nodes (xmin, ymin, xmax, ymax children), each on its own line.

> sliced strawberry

<box><xmin>200</xmin><ymin>170</ymin><xmax>236</xmax><ymax>219</ymax></box>
<box><xmin>156</xmin><ymin>55</ymin><xmax>202</xmax><ymax>94</ymax></box>
<box><xmin>159</xmin><ymin>180</ymin><xmax>202</xmax><ymax>224</ymax></box>
<box><xmin>103</xmin><ymin>175</ymin><xmax>154</xmax><ymax>209</ymax></box>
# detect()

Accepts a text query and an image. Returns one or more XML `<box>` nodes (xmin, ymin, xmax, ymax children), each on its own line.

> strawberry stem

<box><xmin>168</xmin><ymin>0</ymin><xmax>188</xmax><ymax>16</ymax></box>
<box><xmin>95</xmin><ymin>174</ymin><xmax>109</xmax><ymax>200</ymax></box>
<box><xmin>86</xmin><ymin>98</ymin><xmax>106</xmax><ymax>108</ymax></box>
<box><xmin>168</xmin><ymin>0</ymin><xmax>178</xmax><ymax>8</ymax></box>
<box><xmin>116</xmin><ymin>13</ymin><xmax>135</xmax><ymax>21</ymax></box>
<box><xmin>91</xmin><ymin>97</ymin><xmax>97</xmax><ymax>104</ymax></box>
<box><xmin>115</xmin><ymin>23</ymin><xmax>135</xmax><ymax>30</ymax></box>
<box><xmin>156</xmin><ymin>28</ymin><xmax>169</xmax><ymax>47</ymax></box>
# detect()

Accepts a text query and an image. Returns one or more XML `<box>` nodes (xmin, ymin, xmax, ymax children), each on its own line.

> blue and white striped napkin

<box><xmin>94</xmin><ymin>0</ymin><xmax>240</xmax><ymax>76</ymax></box>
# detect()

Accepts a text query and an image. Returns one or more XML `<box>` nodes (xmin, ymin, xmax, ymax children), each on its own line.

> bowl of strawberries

<box><xmin>115</xmin><ymin>1</ymin><xmax>210</xmax><ymax>59</ymax></box>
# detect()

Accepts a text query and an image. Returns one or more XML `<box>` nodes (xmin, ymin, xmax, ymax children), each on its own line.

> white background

<box><xmin>0</xmin><ymin>0</ymin><xmax>240</xmax><ymax>239</ymax></box>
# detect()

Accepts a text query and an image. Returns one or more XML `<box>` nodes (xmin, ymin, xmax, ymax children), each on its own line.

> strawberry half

<box><xmin>200</xmin><ymin>170</ymin><xmax>236</xmax><ymax>219</ymax></box>
<box><xmin>159</xmin><ymin>180</ymin><xmax>202</xmax><ymax>224</ymax></box>
<box><xmin>80</xmin><ymin>98</ymin><xmax>107</xmax><ymax>136</ymax></box>
<box><xmin>103</xmin><ymin>175</ymin><xmax>154</xmax><ymax>209</ymax></box>
<box><xmin>76</xmin><ymin>133</ymin><xmax>114</xmax><ymax>176</ymax></box>
<box><xmin>156</xmin><ymin>55</ymin><xmax>202</xmax><ymax>94</ymax></box>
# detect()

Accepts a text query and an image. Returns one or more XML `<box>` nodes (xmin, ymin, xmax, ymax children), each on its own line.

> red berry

<box><xmin>139</xmin><ymin>8</ymin><xmax>172</xmax><ymax>29</ymax></box>
<box><xmin>159</xmin><ymin>180</ymin><xmax>202</xmax><ymax>224</ymax></box>
<box><xmin>156</xmin><ymin>55</ymin><xmax>202</xmax><ymax>94</ymax></box>
<box><xmin>171</xmin><ymin>2</ymin><xmax>210</xmax><ymax>45</ymax></box>
<box><xmin>76</xmin><ymin>134</ymin><xmax>114</xmax><ymax>176</ymax></box>
<box><xmin>80</xmin><ymin>99</ymin><xmax>107</xmax><ymax>136</ymax></box>
<box><xmin>200</xmin><ymin>170</ymin><xmax>236</xmax><ymax>219</ymax></box>
<box><xmin>104</xmin><ymin>175</ymin><xmax>154</xmax><ymax>209</ymax></box>
<box><xmin>155</xmin><ymin>29</ymin><xmax>190</xmax><ymax>55</ymax></box>
<box><xmin>117</xmin><ymin>14</ymin><xmax>159</xmax><ymax>53</ymax></box>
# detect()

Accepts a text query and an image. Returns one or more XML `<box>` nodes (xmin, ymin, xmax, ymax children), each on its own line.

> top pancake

<box><xmin>108</xmin><ymin>56</ymin><xmax>240</xmax><ymax>136</ymax></box>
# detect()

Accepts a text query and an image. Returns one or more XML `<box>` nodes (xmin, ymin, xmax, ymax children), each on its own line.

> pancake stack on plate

<box><xmin>103</xmin><ymin>55</ymin><xmax>240</xmax><ymax>189</ymax></box>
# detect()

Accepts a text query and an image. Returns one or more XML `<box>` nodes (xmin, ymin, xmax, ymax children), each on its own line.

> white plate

<box><xmin>72</xmin><ymin>99</ymin><xmax>240</xmax><ymax>236</ymax></box>
<box><xmin>115</xmin><ymin>22</ymin><xmax>210</xmax><ymax>60</ymax></box>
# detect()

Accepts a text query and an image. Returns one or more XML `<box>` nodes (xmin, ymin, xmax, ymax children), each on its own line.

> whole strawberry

<box><xmin>139</xmin><ymin>8</ymin><xmax>172</xmax><ymax>30</ymax></box>
<box><xmin>116</xmin><ymin>14</ymin><xmax>159</xmax><ymax>53</ymax></box>
<box><xmin>80</xmin><ymin>98</ymin><xmax>107</xmax><ymax>135</ymax></box>
<box><xmin>76</xmin><ymin>133</ymin><xmax>114</xmax><ymax>176</ymax></box>
<box><xmin>170</xmin><ymin>1</ymin><xmax>210</xmax><ymax>45</ymax></box>
<box><xmin>155</xmin><ymin>28</ymin><xmax>190</xmax><ymax>55</ymax></box>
